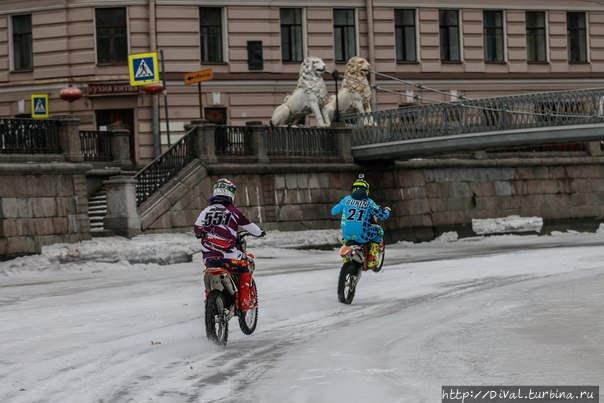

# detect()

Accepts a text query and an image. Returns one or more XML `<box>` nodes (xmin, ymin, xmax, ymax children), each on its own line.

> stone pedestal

<box><xmin>57</xmin><ymin>115</ymin><xmax>83</xmax><ymax>162</ymax></box>
<box><xmin>334</xmin><ymin>125</ymin><xmax>354</xmax><ymax>163</ymax></box>
<box><xmin>587</xmin><ymin>141</ymin><xmax>603</xmax><ymax>156</ymax></box>
<box><xmin>190</xmin><ymin>120</ymin><xmax>217</xmax><ymax>163</ymax></box>
<box><xmin>109</xmin><ymin>128</ymin><xmax>133</xmax><ymax>168</ymax></box>
<box><xmin>247</xmin><ymin>121</ymin><xmax>269</xmax><ymax>163</ymax></box>
<box><xmin>103</xmin><ymin>175</ymin><xmax>141</xmax><ymax>238</ymax></box>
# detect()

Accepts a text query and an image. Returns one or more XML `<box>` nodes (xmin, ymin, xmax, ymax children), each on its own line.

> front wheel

<box><xmin>205</xmin><ymin>290</ymin><xmax>229</xmax><ymax>346</ymax></box>
<box><xmin>238</xmin><ymin>279</ymin><xmax>258</xmax><ymax>335</ymax></box>
<box><xmin>338</xmin><ymin>262</ymin><xmax>359</xmax><ymax>304</ymax></box>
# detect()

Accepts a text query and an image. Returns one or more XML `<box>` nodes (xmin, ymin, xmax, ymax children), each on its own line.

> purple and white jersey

<box><xmin>194</xmin><ymin>201</ymin><xmax>262</xmax><ymax>260</ymax></box>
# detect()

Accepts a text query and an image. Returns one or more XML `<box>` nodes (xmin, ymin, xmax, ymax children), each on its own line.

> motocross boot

<box><xmin>238</xmin><ymin>272</ymin><xmax>253</xmax><ymax>311</ymax></box>
<box><xmin>372</xmin><ymin>240</ymin><xmax>385</xmax><ymax>272</ymax></box>
<box><xmin>367</xmin><ymin>241</ymin><xmax>380</xmax><ymax>270</ymax></box>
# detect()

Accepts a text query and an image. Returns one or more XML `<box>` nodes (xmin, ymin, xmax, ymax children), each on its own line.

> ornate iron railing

<box><xmin>80</xmin><ymin>130</ymin><xmax>112</xmax><ymax>161</ymax></box>
<box><xmin>134</xmin><ymin>129</ymin><xmax>196</xmax><ymax>206</ymax></box>
<box><xmin>0</xmin><ymin>117</ymin><xmax>61</xmax><ymax>154</ymax></box>
<box><xmin>266</xmin><ymin>126</ymin><xmax>337</xmax><ymax>156</ymax></box>
<box><xmin>345</xmin><ymin>88</ymin><xmax>604</xmax><ymax>146</ymax></box>
<box><xmin>215</xmin><ymin>126</ymin><xmax>253</xmax><ymax>155</ymax></box>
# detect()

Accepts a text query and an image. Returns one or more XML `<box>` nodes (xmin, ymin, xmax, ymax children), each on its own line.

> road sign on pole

<box><xmin>31</xmin><ymin>94</ymin><xmax>49</xmax><ymax>118</ymax></box>
<box><xmin>184</xmin><ymin>69</ymin><xmax>213</xmax><ymax>85</ymax></box>
<box><xmin>128</xmin><ymin>52</ymin><xmax>160</xmax><ymax>86</ymax></box>
<box><xmin>184</xmin><ymin>69</ymin><xmax>213</xmax><ymax>120</ymax></box>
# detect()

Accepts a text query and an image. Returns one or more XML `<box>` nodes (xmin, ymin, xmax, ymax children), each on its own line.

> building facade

<box><xmin>1</xmin><ymin>0</ymin><xmax>604</xmax><ymax>166</ymax></box>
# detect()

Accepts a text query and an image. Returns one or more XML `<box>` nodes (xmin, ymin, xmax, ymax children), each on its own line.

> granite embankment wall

<box><xmin>3</xmin><ymin>155</ymin><xmax>603</xmax><ymax>259</ymax></box>
<box><xmin>142</xmin><ymin>156</ymin><xmax>604</xmax><ymax>242</ymax></box>
<box><xmin>0</xmin><ymin>162</ymin><xmax>91</xmax><ymax>259</ymax></box>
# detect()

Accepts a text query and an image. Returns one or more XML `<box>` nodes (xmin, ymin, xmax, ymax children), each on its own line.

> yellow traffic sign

<box><xmin>31</xmin><ymin>94</ymin><xmax>49</xmax><ymax>118</ymax></box>
<box><xmin>184</xmin><ymin>69</ymin><xmax>213</xmax><ymax>85</ymax></box>
<box><xmin>128</xmin><ymin>52</ymin><xmax>160</xmax><ymax>86</ymax></box>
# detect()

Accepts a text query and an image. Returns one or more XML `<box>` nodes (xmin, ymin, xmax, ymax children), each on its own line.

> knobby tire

<box><xmin>238</xmin><ymin>279</ymin><xmax>258</xmax><ymax>335</ymax></box>
<box><xmin>338</xmin><ymin>262</ymin><xmax>358</xmax><ymax>304</ymax></box>
<box><xmin>205</xmin><ymin>290</ymin><xmax>229</xmax><ymax>346</ymax></box>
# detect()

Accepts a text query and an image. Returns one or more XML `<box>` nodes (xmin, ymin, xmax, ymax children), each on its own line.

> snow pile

<box><xmin>472</xmin><ymin>215</ymin><xmax>543</xmax><ymax>235</ymax></box>
<box><xmin>42</xmin><ymin>233</ymin><xmax>200</xmax><ymax>265</ymax></box>
<box><xmin>37</xmin><ymin>228</ymin><xmax>341</xmax><ymax>266</ymax></box>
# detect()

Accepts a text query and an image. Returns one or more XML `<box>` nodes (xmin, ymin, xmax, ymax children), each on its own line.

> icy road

<box><xmin>1</xmin><ymin>230</ymin><xmax>603</xmax><ymax>403</ymax></box>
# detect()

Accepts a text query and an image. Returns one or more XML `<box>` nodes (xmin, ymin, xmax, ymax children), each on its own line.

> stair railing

<box><xmin>134</xmin><ymin>128</ymin><xmax>196</xmax><ymax>206</ymax></box>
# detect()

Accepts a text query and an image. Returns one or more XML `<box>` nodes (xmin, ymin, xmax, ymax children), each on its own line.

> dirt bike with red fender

<box><xmin>204</xmin><ymin>231</ymin><xmax>259</xmax><ymax>346</ymax></box>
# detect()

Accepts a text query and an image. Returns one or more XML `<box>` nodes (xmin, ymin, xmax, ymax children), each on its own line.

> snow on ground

<box><xmin>1</xmin><ymin>217</ymin><xmax>603</xmax><ymax>403</ymax></box>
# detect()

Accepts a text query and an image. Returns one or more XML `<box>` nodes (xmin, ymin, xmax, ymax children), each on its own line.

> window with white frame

<box><xmin>281</xmin><ymin>8</ymin><xmax>303</xmax><ymax>63</ymax></box>
<box><xmin>334</xmin><ymin>9</ymin><xmax>356</xmax><ymax>63</ymax></box>
<box><xmin>526</xmin><ymin>11</ymin><xmax>547</xmax><ymax>62</ymax></box>
<box><xmin>395</xmin><ymin>9</ymin><xmax>417</xmax><ymax>62</ymax></box>
<box><xmin>200</xmin><ymin>7</ymin><xmax>224</xmax><ymax>63</ymax></box>
<box><xmin>95</xmin><ymin>7</ymin><xmax>128</xmax><ymax>65</ymax></box>
<box><xmin>439</xmin><ymin>10</ymin><xmax>460</xmax><ymax>62</ymax></box>
<box><xmin>567</xmin><ymin>12</ymin><xmax>587</xmax><ymax>63</ymax></box>
<box><xmin>484</xmin><ymin>10</ymin><xmax>504</xmax><ymax>62</ymax></box>
<box><xmin>12</xmin><ymin>14</ymin><xmax>33</xmax><ymax>71</ymax></box>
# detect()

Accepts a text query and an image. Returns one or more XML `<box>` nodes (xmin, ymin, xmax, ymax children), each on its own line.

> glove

<box><xmin>258</xmin><ymin>229</ymin><xmax>266</xmax><ymax>237</ymax></box>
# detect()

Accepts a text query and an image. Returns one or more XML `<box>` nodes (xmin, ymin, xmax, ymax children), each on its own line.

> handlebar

<box><xmin>236</xmin><ymin>229</ymin><xmax>266</xmax><ymax>239</ymax></box>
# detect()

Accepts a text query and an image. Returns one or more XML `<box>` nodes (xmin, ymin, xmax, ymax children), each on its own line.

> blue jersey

<box><xmin>331</xmin><ymin>195</ymin><xmax>390</xmax><ymax>243</ymax></box>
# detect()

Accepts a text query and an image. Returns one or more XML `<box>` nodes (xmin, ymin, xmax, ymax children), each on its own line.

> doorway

<box><xmin>95</xmin><ymin>109</ymin><xmax>135</xmax><ymax>163</ymax></box>
<box><xmin>205</xmin><ymin>107</ymin><xmax>227</xmax><ymax>125</ymax></box>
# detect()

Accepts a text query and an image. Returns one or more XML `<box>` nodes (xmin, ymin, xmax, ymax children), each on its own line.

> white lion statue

<box><xmin>325</xmin><ymin>56</ymin><xmax>372</xmax><ymax>123</ymax></box>
<box><xmin>270</xmin><ymin>56</ymin><xmax>330</xmax><ymax>127</ymax></box>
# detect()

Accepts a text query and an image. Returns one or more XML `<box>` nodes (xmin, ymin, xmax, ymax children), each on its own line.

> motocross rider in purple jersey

<box><xmin>194</xmin><ymin>178</ymin><xmax>264</xmax><ymax>310</ymax></box>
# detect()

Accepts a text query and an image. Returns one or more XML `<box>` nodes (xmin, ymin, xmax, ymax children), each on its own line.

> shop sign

<box><xmin>88</xmin><ymin>83</ymin><xmax>141</xmax><ymax>96</ymax></box>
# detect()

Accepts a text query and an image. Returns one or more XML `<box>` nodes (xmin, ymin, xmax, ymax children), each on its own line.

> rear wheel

<box><xmin>238</xmin><ymin>279</ymin><xmax>258</xmax><ymax>335</ymax></box>
<box><xmin>373</xmin><ymin>241</ymin><xmax>385</xmax><ymax>272</ymax></box>
<box><xmin>205</xmin><ymin>290</ymin><xmax>229</xmax><ymax>346</ymax></box>
<box><xmin>338</xmin><ymin>262</ymin><xmax>359</xmax><ymax>304</ymax></box>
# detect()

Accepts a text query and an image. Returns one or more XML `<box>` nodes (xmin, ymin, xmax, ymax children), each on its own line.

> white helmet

<box><xmin>213</xmin><ymin>178</ymin><xmax>236</xmax><ymax>202</ymax></box>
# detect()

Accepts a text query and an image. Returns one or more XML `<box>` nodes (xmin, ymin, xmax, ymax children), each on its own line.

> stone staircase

<box><xmin>88</xmin><ymin>190</ymin><xmax>113</xmax><ymax>236</ymax></box>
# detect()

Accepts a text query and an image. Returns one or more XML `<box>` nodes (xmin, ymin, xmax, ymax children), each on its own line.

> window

<box><xmin>280</xmin><ymin>8</ymin><xmax>303</xmax><ymax>62</ymax></box>
<box><xmin>95</xmin><ymin>8</ymin><xmax>128</xmax><ymax>65</ymax></box>
<box><xmin>334</xmin><ymin>9</ymin><xmax>356</xmax><ymax>62</ymax></box>
<box><xmin>200</xmin><ymin>7</ymin><xmax>223</xmax><ymax>63</ymax></box>
<box><xmin>12</xmin><ymin>14</ymin><xmax>33</xmax><ymax>71</ymax></box>
<box><xmin>439</xmin><ymin>10</ymin><xmax>460</xmax><ymax>62</ymax></box>
<box><xmin>484</xmin><ymin>10</ymin><xmax>504</xmax><ymax>62</ymax></box>
<box><xmin>567</xmin><ymin>12</ymin><xmax>587</xmax><ymax>63</ymax></box>
<box><xmin>395</xmin><ymin>9</ymin><xmax>417</xmax><ymax>62</ymax></box>
<box><xmin>526</xmin><ymin>11</ymin><xmax>547</xmax><ymax>62</ymax></box>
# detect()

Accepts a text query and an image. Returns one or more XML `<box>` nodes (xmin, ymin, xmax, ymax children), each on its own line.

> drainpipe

<box><xmin>149</xmin><ymin>0</ymin><xmax>160</xmax><ymax>158</ymax></box>
<box><xmin>366</xmin><ymin>0</ymin><xmax>377</xmax><ymax>110</ymax></box>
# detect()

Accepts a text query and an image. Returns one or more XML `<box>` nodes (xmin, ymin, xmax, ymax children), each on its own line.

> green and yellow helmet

<box><xmin>352</xmin><ymin>176</ymin><xmax>369</xmax><ymax>196</ymax></box>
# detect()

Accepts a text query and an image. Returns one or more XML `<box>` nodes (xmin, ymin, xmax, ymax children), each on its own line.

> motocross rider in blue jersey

<box><xmin>331</xmin><ymin>176</ymin><xmax>391</xmax><ymax>268</ymax></box>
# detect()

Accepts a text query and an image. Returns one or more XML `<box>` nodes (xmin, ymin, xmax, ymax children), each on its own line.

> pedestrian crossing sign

<box><xmin>31</xmin><ymin>94</ymin><xmax>49</xmax><ymax>118</ymax></box>
<box><xmin>128</xmin><ymin>52</ymin><xmax>160</xmax><ymax>86</ymax></box>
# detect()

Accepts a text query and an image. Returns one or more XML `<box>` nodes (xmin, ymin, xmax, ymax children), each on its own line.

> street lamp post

<box><xmin>331</xmin><ymin>69</ymin><xmax>341</xmax><ymax>124</ymax></box>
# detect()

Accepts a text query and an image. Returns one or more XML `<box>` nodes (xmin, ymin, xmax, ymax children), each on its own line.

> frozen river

<box><xmin>1</xmin><ymin>230</ymin><xmax>602</xmax><ymax>403</ymax></box>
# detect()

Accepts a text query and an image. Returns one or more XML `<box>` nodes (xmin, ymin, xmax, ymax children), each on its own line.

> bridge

<box><xmin>3</xmin><ymin>87</ymin><xmax>604</xmax><ymax>256</ymax></box>
<box><xmin>343</xmin><ymin>88</ymin><xmax>604</xmax><ymax>160</ymax></box>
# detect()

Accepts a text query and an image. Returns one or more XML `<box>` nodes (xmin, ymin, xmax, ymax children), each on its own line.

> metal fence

<box><xmin>267</xmin><ymin>126</ymin><xmax>337</xmax><ymax>156</ymax></box>
<box><xmin>80</xmin><ymin>130</ymin><xmax>112</xmax><ymax>161</ymax></box>
<box><xmin>215</xmin><ymin>126</ymin><xmax>253</xmax><ymax>155</ymax></box>
<box><xmin>134</xmin><ymin>129</ymin><xmax>196</xmax><ymax>205</ymax></box>
<box><xmin>346</xmin><ymin>88</ymin><xmax>604</xmax><ymax>146</ymax></box>
<box><xmin>0</xmin><ymin>117</ymin><xmax>61</xmax><ymax>154</ymax></box>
